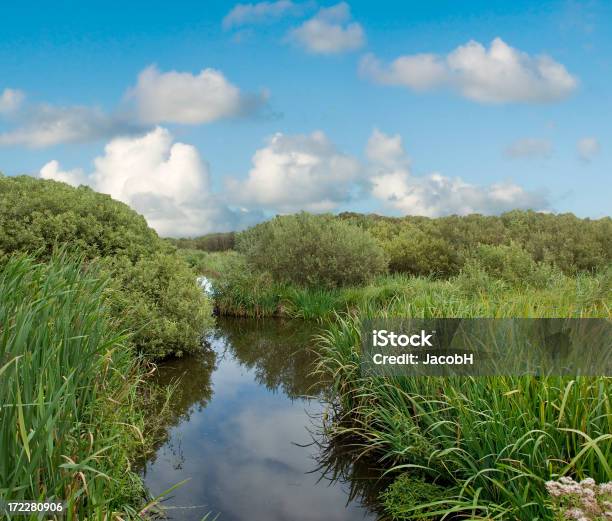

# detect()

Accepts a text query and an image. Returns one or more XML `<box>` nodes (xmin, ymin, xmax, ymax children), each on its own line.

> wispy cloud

<box><xmin>360</xmin><ymin>38</ymin><xmax>578</xmax><ymax>104</ymax></box>
<box><xmin>288</xmin><ymin>2</ymin><xmax>365</xmax><ymax>54</ymax></box>
<box><xmin>223</xmin><ymin>1</ymin><xmax>310</xmax><ymax>30</ymax></box>
<box><xmin>0</xmin><ymin>104</ymin><xmax>141</xmax><ymax>148</ymax></box>
<box><xmin>504</xmin><ymin>138</ymin><xmax>552</xmax><ymax>159</ymax></box>
<box><xmin>0</xmin><ymin>88</ymin><xmax>25</xmax><ymax>114</ymax></box>
<box><xmin>577</xmin><ymin>136</ymin><xmax>600</xmax><ymax>162</ymax></box>
<box><xmin>367</xmin><ymin>129</ymin><xmax>549</xmax><ymax>216</ymax></box>
<box><xmin>1</xmin><ymin>65</ymin><xmax>269</xmax><ymax>148</ymax></box>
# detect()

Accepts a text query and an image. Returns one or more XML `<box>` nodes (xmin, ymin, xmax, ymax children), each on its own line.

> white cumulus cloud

<box><xmin>0</xmin><ymin>88</ymin><xmax>25</xmax><ymax>114</ymax></box>
<box><xmin>223</xmin><ymin>1</ymin><xmax>307</xmax><ymax>29</ymax></box>
<box><xmin>39</xmin><ymin>127</ymin><xmax>258</xmax><ymax>236</ymax></box>
<box><xmin>360</xmin><ymin>37</ymin><xmax>578</xmax><ymax>104</ymax></box>
<box><xmin>504</xmin><ymin>138</ymin><xmax>552</xmax><ymax>159</ymax></box>
<box><xmin>367</xmin><ymin>129</ymin><xmax>548</xmax><ymax>216</ymax></box>
<box><xmin>127</xmin><ymin>65</ymin><xmax>267</xmax><ymax>125</ymax></box>
<box><xmin>40</xmin><ymin>160</ymin><xmax>87</xmax><ymax>185</ymax></box>
<box><xmin>366</xmin><ymin>128</ymin><xmax>410</xmax><ymax>168</ymax></box>
<box><xmin>577</xmin><ymin>136</ymin><xmax>600</xmax><ymax>162</ymax></box>
<box><xmin>227</xmin><ymin>131</ymin><xmax>363</xmax><ymax>213</ymax></box>
<box><xmin>288</xmin><ymin>2</ymin><xmax>365</xmax><ymax>54</ymax></box>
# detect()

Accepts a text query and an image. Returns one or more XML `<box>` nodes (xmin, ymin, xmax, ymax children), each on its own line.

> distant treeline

<box><xmin>173</xmin><ymin>211</ymin><xmax>611</xmax><ymax>278</ymax></box>
<box><xmin>168</xmin><ymin>232</ymin><xmax>235</xmax><ymax>252</ymax></box>
<box><xmin>338</xmin><ymin>210</ymin><xmax>611</xmax><ymax>276</ymax></box>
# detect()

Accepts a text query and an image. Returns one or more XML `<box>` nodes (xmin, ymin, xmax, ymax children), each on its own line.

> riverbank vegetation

<box><xmin>0</xmin><ymin>175</ymin><xmax>213</xmax><ymax>359</ymax></box>
<box><xmin>0</xmin><ymin>176</ymin><xmax>214</xmax><ymax>517</ymax></box>
<box><xmin>0</xmin><ymin>254</ymin><xmax>149</xmax><ymax>518</ymax></box>
<box><xmin>2</xmin><ymin>170</ymin><xmax>610</xmax><ymax>521</ymax></box>
<box><xmin>178</xmin><ymin>210</ymin><xmax>611</xmax><ymax>521</ymax></box>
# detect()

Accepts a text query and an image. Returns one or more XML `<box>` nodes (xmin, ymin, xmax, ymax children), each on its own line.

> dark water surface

<box><xmin>142</xmin><ymin>318</ymin><xmax>380</xmax><ymax>521</ymax></box>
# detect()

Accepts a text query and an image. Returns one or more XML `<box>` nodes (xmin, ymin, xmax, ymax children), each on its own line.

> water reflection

<box><xmin>313</xmin><ymin>434</ymin><xmax>391</xmax><ymax>519</ymax></box>
<box><xmin>211</xmin><ymin>317</ymin><xmax>326</xmax><ymax>398</ymax></box>
<box><xmin>142</xmin><ymin>318</ymin><xmax>378</xmax><ymax>521</ymax></box>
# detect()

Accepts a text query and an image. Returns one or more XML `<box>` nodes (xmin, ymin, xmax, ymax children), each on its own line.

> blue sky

<box><xmin>0</xmin><ymin>0</ymin><xmax>610</xmax><ymax>236</ymax></box>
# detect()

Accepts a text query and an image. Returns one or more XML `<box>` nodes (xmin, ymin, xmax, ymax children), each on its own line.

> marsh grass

<box><xmin>315</xmin><ymin>275</ymin><xmax>612</xmax><ymax>520</ymax></box>
<box><xmin>203</xmin><ymin>251</ymin><xmax>610</xmax><ymax>322</ymax></box>
<box><xmin>0</xmin><ymin>254</ymin><xmax>150</xmax><ymax>519</ymax></box>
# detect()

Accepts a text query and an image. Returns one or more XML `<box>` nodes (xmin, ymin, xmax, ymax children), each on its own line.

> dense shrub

<box><xmin>0</xmin><ymin>175</ymin><xmax>160</xmax><ymax>261</ymax></box>
<box><xmin>168</xmin><ymin>232</ymin><xmax>235</xmax><ymax>252</ymax></box>
<box><xmin>213</xmin><ymin>252</ymin><xmax>282</xmax><ymax>317</ymax></box>
<box><xmin>340</xmin><ymin>210</ymin><xmax>611</xmax><ymax>277</ymax></box>
<box><xmin>469</xmin><ymin>242</ymin><xmax>537</xmax><ymax>283</ymax></box>
<box><xmin>383</xmin><ymin>226</ymin><xmax>462</xmax><ymax>277</ymax></box>
<box><xmin>237</xmin><ymin>212</ymin><xmax>388</xmax><ymax>288</ymax></box>
<box><xmin>101</xmin><ymin>252</ymin><xmax>213</xmax><ymax>358</ymax></box>
<box><xmin>0</xmin><ymin>175</ymin><xmax>213</xmax><ymax>359</ymax></box>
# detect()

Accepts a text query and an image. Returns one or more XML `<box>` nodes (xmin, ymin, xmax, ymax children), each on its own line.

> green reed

<box><xmin>0</xmin><ymin>254</ymin><xmax>149</xmax><ymax>520</ymax></box>
<box><xmin>315</xmin><ymin>275</ymin><xmax>611</xmax><ymax>520</ymax></box>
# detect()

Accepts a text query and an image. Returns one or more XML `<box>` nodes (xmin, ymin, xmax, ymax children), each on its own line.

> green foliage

<box><xmin>318</xmin><ymin>322</ymin><xmax>611</xmax><ymax>519</ymax></box>
<box><xmin>469</xmin><ymin>241</ymin><xmax>537</xmax><ymax>283</ymax></box>
<box><xmin>179</xmin><ymin>248</ymin><xmax>241</xmax><ymax>277</ymax></box>
<box><xmin>167</xmin><ymin>232</ymin><xmax>235</xmax><ymax>252</ymax></box>
<box><xmin>213</xmin><ymin>253</ymin><xmax>283</xmax><ymax>317</ymax></box>
<box><xmin>457</xmin><ymin>242</ymin><xmax>568</xmax><ymax>290</ymax></box>
<box><xmin>101</xmin><ymin>252</ymin><xmax>214</xmax><ymax>359</ymax></box>
<box><xmin>380</xmin><ymin>475</ymin><xmax>451</xmax><ymax>521</ymax></box>
<box><xmin>0</xmin><ymin>175</ymin><xmax>160</xmax><ymax>261</ymax></box>
<box><xmin>237</xmin><ymin>212</ymin><xmax>388</xmax><ymax>288</ymax></box>
<box><xmin>383</xmin><ymin>226</ymin><xmax>462</xmax><ymax>277</ymax></box>
<box><xmin>0</xmin><ymin>254</ymin><xmax>147</xmax><ymax>517</ymax></box>
<box><xmin>341</xmin><ymin>210</ymin><xmax>612</xmax><ymax>278</ymax></box>
<box><xmin>198</xmin><ymin>250</ymin><xmax>609</xmax><ymax>321</ymax></box>
<box><xmin>283</xmin><ymin>287</ymin><xmax>343</xmax><ymax>320</ymax></box>
<box><xmin>0</xmin><ymin>176</ymin><xmax>213</xmax><ymax>359</ymax></box>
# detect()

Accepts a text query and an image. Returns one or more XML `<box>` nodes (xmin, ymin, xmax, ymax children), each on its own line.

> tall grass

<box><xmin>316</xmin><ymin>275</ymin><xmax>612</xmax><ymax>520</ymax></box>
<box><xmin>0</xmin><ymin>254</ymin><xmax>149</xmax><ymax>519</ymax></box>
<box><xmin>205</xmin><ymin>250</ymin><xmax>610</xmax><ymax>321</ymax></box>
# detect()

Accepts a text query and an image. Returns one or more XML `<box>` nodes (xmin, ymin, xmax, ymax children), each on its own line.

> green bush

<box><xmin>469</xmin><ymin>242</ymin><xmax>537</xmax><ymax>283</ymax></box>
<box><xmin>213</xmin><ymin>252</ymin><xmax>282</xmax><ymax>317</ymax></box>
<box><xmin>101</xmin><ymin>252</ymin><xmax>214</xmax><ymax>359</ymax></box>
<box><xmin>0</xmin><ymin>175</ymin><xmax>213</xmax><ymax>359</ymax></box>
<box><xmin>168</xmin><ymin>232</ymin><xmax>235</xmax><ymax>252</ymax></box>
<box><xmin>237</xmin><ymin>212</ymin><xmax>388</xmax><ymax>288</ymax></box>
<box><xmin>383</xmin><ymin>226</ymin><xmax>462</xmax><ymax>277</ymax></box>
<box><xmin>341</xmin><ymin>210</ymin><xmax>612</xmax><ymax>277</ymax></box>
<box><xmin>0</xmin><ymin>175</ymin><xmax>160</xmax><ymax>261</ymax></box>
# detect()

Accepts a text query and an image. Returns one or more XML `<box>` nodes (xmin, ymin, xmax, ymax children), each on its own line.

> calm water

<box><xmin>142</xmin><ymin>318</ymin><xmax>381</xmax><ymax>521</ymax></box>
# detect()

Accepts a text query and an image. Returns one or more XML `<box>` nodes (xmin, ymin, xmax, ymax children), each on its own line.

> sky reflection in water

<box><xmin>142</xmin><ymin>318</ymin><xmax>378</xmax><ymax>521</ymax></box>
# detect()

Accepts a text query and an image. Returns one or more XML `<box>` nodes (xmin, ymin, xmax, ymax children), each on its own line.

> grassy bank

<box><xmin>0</xmin><ymin>254</ymin><xmax>153</xmax><ymax>518</ymax></box>
<box><xmin>184</xmin><ymin>249</ymin><xmax>610</xmax><ymax>320</ymax></box>
<box><xmin>317</xmin><ymin>312</ymin><xmax>611</xmax><ymax>519</ymax></box>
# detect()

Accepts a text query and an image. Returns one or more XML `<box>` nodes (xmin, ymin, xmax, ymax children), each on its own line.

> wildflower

<box><xmin>547</xmin><ymin>477</ymin><xmax>612</xmax><ymax>521</ymax></box>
